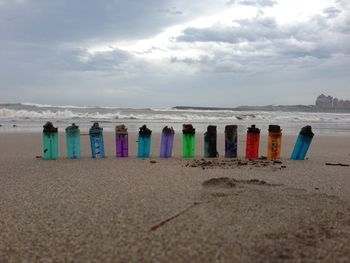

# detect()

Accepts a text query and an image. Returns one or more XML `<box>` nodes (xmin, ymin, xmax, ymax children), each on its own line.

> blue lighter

<box><xmin>290</xmin><ymin>125</ymin><xmax>314</xmax><ymax>160</ymax></box>
<box><xmin>89</xmin><ymin>122</ymin><xmax>105</xmax><ymax>158</ymax></box>
<box><xmin>138</xmin><ymin>125</ymin><xmax>152</xmax><ymax>158</ymax></box>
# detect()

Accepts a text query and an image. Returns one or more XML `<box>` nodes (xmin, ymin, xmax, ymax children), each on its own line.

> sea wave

<box><xmin>0</xmin><ymin>108</ymin><xmax>258</xmax><ymax>121</ymax></box>
<box><xmin>0</xmin><ymin>108</ymin><xmax>118</xmax><ymax>119</ymax></box>
<box><xmin>20</xmin><ymin>102</ymin><xmax>94</xmax><ymax>109</ymax></box>
<box><xmin>1</xmin><ymin>107</ymin><xmax>350</xmax><ymax>123</ymax></box>
<box><xmin>16</xmin><ymin>103</ymin><xmax>251</xmax><ymax>113</ymax></box>
<box><xmin>19</xmin><ymin>102</ymin><xmax>150</xmax><ymax>110</ymax></box>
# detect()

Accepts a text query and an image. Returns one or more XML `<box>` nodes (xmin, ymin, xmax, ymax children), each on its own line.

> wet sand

<box><xmin>0</xmin><ymin>132</ymin><xmax>350</xmax><ymax>262</ymax></box>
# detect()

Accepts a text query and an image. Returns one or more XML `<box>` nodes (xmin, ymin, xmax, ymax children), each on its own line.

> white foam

<box><xmin>0</xmin><ymin>108</ymin><xmax>117</xmax><ymax>119</ymax></box>
<box><xmin>21</xmin><ymin>102</ymin><xmax>93</xmax><ymax>109</ymax></box>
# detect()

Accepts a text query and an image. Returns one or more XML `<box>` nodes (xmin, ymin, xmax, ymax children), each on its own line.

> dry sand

<box><xmin>0</xmin><ymin>132</ymin><xmax>350</xmax><ymax>262</ymax></box>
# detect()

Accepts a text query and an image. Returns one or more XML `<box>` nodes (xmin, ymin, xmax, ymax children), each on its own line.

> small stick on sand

<box><xmin>325</xmin><ymin>163</ymin><xmax>349</xmax><ymax>167</ymax></box>
<box><xmin>150</xmin><ymin>202</ymin><xmax>201</xmax><ymax>231</ymax></box>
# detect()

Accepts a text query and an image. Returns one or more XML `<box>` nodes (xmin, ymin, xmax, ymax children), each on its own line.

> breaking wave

<box><xmin>0</xmin><ymin>108</ymin><xmax>258</xmax><ymax>121</ymax></box>
<box><xmin>1</xmin><ymin>103</ymin><xmax>350</xmax><ymax>134</ymax></box>
<box><xmin>1</xmin><ymin>106</ymin><xmax>350</xmax><ymax>124</ymax></box>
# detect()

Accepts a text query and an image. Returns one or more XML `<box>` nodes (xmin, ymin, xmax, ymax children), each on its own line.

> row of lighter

<box><xmin>42</xmin><ymin>122</ymin><xmax>314</xmax><ymax>160</ymax></box>
<box><xmin>248</xmin><ymin>124</ymin><xmax>314</xmax><ymax>160</ymax></box>
<box><xmin>43</xmin><ymin>122</ymin><xmax>152</xmax><ymax>160</ymax></box>
<box><xmin>245</xmin><ymin>124</ymin><xmax>314</xmax><ymax>160</ymax></box>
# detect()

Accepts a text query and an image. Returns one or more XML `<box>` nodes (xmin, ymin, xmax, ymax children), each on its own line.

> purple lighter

<box><xmin>160</xmin><ymin>126</ymin><xmax>175</xmax><ymax>158</ymax></box>
<box><xmin>115</xmin><ymin>124</ymin><xmax>128</xmax><ymax>158</ymax></box>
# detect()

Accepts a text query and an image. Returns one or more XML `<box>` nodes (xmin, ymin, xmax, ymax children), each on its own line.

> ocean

<box><xmin>1</xmin><ymin>103</ymin><xmax>350</xmax><ymax>135</ymax></box>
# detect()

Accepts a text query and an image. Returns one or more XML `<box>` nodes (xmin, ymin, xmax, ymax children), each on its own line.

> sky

<box><xmin>0</xmin><ymin>0</ymin><xmax>349</xmax><ymax>107</ymax></box>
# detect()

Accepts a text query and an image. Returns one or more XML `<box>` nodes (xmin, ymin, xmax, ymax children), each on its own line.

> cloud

<box><xmin>177</xmin><ymin>17</ymin><xmax>280</xmax><ymax>43</ymax></box>
<box><xmin>0</xmin><ymin>0</ymin><xmax>349</xmax><ymax>106</ymax></box>
<box><xmin>227</xmin><ymin>0</ymin><xmax>277</xmax><ymax>7</ymax></box>
<box><xmin>323</xmin><ymin>6</ymin><xmax>342</xmax><ymax>18</ymax></box>
<box><xmin>76</xmin><ymin>49</ymin><xmax>133</xmax><ymax>72</ymax></box>
<box><xmin>177</xmin><ymin>13</ymin><xmax>349</xmax><ymax>53</ymax></box>
<box><xmin>158</xmin><ymin>7</ymin><xmax>184</xmax><ymax>16</ymax></box>
<box><xmin>1</xmin><ymin>1</ymin><xmax>177</xmax><ymax>43</ymax></box>
<box><xmin>172</xmin><ymin>10</ymin><xmax>350</xmax><ymax>75</ymax></box>
<box><xmin>0</xmin><ymin>0</ymin><xmax>223</xmax><ymax>44</ymax></box>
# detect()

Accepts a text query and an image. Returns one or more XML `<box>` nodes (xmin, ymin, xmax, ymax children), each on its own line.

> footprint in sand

<box><xmin>202</xmin><ymin>177</ymin><xmax>281</xmax><ymax>188</ymax></box>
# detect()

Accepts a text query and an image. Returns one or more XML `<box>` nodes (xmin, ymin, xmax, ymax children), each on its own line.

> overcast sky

<box><xmin>0</xmin><ymin>0</ymin><xmax>349</xmax><ymax>107</ymax></box>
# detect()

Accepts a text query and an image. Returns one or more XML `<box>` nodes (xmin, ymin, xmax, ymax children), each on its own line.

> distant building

<box><xmin>345</xmin><ymin>100</ymin><xmax>350</xmax><ymax>109</ymax></box>
<box><xmin>315</xmin><ymin>94</ymin><xmax>333</xmax><ymax>108</ymax></box>
<box><xmin>315</xmin><ymin>94</ymin><xmax>350</xmax><ymax>111</ymax></box>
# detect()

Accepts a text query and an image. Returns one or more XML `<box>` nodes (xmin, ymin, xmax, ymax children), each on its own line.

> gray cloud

<box><xmin>177</xmin><ymin>17</ymin><xmax>280</xmax><ymax>43</ymax></box>
<box><xmin>170</xmin><ymin>55</ymin><xmax>212</xmax><ymax>65</ymax></box>
<box><xmin>176</xmin><ymin>13</ymin><xmax>350</xmax><ymax>61</ymax></box>
<box><xmin>1</xmin><ymin>1</ymin><xmax>173</xmax><ymax>43</ymax></box>
<box><xmin>323</xmin><ymin>6</ymin><xmax>342</xmax><ymax>18</ymax></box>
<box><xmin>77</xmin><ymin>49</ymin><xmax>133</xmax><ymax>72</ymax></box>
<box><xmin>171</xmin><ymin>8</ymin><xmax>350</xmax><ymax>78</ymax></box>
<box><xmin>158</xmin><ymin>7</ymin><xmax>184</xmax><ymax>16</ymax></box>
<box><xmin>0</xmin><ymin>0</ymin><xmax>222</xmax><ymax>44</ymax></box>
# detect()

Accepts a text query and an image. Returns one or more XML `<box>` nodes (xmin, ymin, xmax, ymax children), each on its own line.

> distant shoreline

<box><xmin>1</xmin><ymin>102</ymin><xmax>350</xmax><ymax>113</ymax></box>
<box><xmin>173</xmin><ymin>105</ymin><xmax>350</xmax><ymax>113</ymax></box>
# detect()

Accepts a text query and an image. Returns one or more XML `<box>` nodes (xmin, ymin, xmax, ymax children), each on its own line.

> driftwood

<box><xmin>325</xmin><ymin>163</ymin><xmax>349</xmax><ymax>167</ymax></box>
<box><xmin>150</xmin><ymin>202</ymin><xmax>201</xmax><ymax>231</ymax></box>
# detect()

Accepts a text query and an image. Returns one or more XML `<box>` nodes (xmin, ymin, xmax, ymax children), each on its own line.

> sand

<box><xmin>0</xmin><ymin>132</ymin><xmax>350</xmax><ymax>262</ymax></box>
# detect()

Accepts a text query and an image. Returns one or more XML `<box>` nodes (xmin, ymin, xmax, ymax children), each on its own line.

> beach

<box><xmin>1</xmin><ymin>132</ymin><xmax>350</xmax><ymax>262</ymax></box>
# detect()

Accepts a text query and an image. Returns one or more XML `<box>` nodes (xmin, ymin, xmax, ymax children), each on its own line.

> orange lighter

<box><xmin>267</xmin><ymin>125</ymin><xmax>282</xmax><ymax>160</ymax></box>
